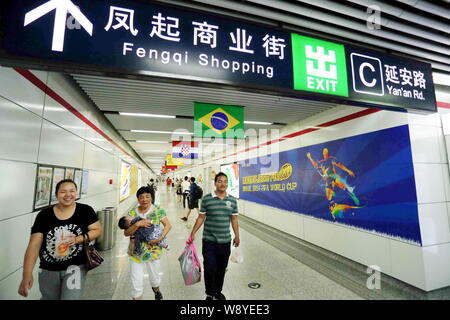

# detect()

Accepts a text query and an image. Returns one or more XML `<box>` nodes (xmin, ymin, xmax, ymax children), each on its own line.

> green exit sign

<box><xmin>292</xmin><ymin>34</ymin><xmax>349</xmax><ymax>97</ymax></box>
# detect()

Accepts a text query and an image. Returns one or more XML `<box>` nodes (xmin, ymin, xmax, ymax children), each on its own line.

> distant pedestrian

<box><xmin>147</xmin><ymin>178</ymin><xmax>157</xmax><ymax>205</ymax></box>
<box><xmin>166</xmin><ymin>177</ymin><xmax>172</xmax><ymax>192</ymax></box>
<box><xmin>181</xmin><ymin>176</ymin><xmax>190</xmax><ymax>209</ymax></box>
<box><xmin>181</xmin><ymin>177</ymin><xmax>201</xmax><ymax>221</ymax></box>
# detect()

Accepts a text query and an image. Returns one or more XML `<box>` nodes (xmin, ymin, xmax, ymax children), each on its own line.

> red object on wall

<box><xmin>109</xmin><ymin>179</ymin><xmax>113</xmax><ymax>184</ymax></box>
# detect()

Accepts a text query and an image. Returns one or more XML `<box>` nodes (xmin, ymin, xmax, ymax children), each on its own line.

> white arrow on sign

<box><xmin>24</xmin><ymin>0</ymin><xmax>93</xmax><ymax>52</ymax></box>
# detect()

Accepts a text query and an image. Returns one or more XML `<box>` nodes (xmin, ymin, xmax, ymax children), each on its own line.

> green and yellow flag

<box><xmin>194</xmin><ymin>102</ymin><xmax>245</xmax><ymax>139</ymax></box>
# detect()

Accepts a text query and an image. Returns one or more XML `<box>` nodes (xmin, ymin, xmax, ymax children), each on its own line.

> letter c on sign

<box><xmin>359</xmin><ymin>62</ymin><xmax>377</xmax><ymax>87</ymax></box>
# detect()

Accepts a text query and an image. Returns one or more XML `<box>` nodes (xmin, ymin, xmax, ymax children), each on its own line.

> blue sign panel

<box><xmin>1</xmin><ymin>0</ymin><xmax>292</xmax><ymax>88</ymax></box>
<box><xmin>346</xmin><ymin>46</ymin><xmax>436</xmax><ymax>113</ymax></box>
<box><xmin>0</xmin><ymin>0</ymin><xmax>436</xmax><ymax>113</ymax></box>
<box><xmin>239</xmin><ymin>125</ymin><xmax>422</xmax><ymax>245</ymax></box>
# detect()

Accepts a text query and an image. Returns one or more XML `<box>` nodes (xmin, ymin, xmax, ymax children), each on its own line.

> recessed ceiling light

<box><xmin>119</xmin><ymin>112</ymin><xmax>175</xmax><ymax>119</ymax></box>
<box><xmin>244</xmin><ymin>121</ymin><xmax>273</xmax><ymax>125</ymax></box>
<box><xmin>131</xmin><ymin>130</ymin><xmax>193</xmax><ymax>135</ymax></box>
<box><xmin>135</xmin><ymin>140</ymin><xmax>168</xmax><ymax>143</ymax></box>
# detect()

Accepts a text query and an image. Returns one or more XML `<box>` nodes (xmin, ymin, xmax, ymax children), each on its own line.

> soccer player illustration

<box><xmin>307</xmin><ymin>148</ymin><xmax>361</xmax><ymax>219</ymax></box>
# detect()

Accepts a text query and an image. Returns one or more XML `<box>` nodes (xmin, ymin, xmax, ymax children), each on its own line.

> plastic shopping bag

<box><xmin>178</xmin><ymin>236</ymin><xmax>201</xmax><ymax>285</ymax></box>
<box><xmin>230</xmin><ymin>246</ymin><xmax>244</xmax><ymax>263</ymax></box>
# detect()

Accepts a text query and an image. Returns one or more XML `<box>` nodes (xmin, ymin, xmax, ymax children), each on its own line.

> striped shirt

<box><xmin>200</xmin><ymin>192</ymin><xmax>238</xmax><ymax>244</ymax></box>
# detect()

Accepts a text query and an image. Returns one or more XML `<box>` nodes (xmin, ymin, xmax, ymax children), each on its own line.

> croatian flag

<box><xmin>172</xmin><ymin>141</ymin><xmax>199</xmax><ymax>159</ymax></box>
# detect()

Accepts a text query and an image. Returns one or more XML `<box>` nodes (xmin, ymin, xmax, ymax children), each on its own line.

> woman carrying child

<box><xmin>123</xmin><ymin>186</ymin><xmax>172</xmax><ymax>300</ymax></box>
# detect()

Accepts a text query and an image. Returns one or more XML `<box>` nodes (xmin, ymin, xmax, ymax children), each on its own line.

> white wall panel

<box><xmin>42</xmin><ymin>102</ymin><xmax>87</xmax><ymax>140</ymax></box>
<box><xmin>408</xmin><ymin>112</ymin><xmax>442</xmax><ymax>128</ymax></box>
<box><xmin>413</xmin><ymin>163</ymin><xmax>448</xmax><ymax>204</ymax></box>
<box><xmin>38</xmin><ymin>120</ymin><xmax>85</xmax><ymax>168</ymax></box>
<box><xmin>83</xmin><ymin>143</ymin><xmax>117</xmax><ymax>173</ymax></box>
<box><xmin>241</xmin><ymin>200</ymin><xmax>264</xmax><ymax>223</ymax></box>
<box><xmin>441</xmin><ymin>111</ymin><xmax>450</xmax><ymax>136</ymax></box>
<box><xmin>84</xmin><ymin>170</ymin><xmax>116</xmax><ymax>196</ymax></box>
<box><xmin>0</xmin><ymin>96</ymin><xmax>42</xmax><ymax>162</ymax></box>
<box><xmin>0</xmin><ymin>161</ymin><xmax>36</xmax><ymax>220</ymax></box>
<box><xmin>303</xmin><ymin>217</ymin><xmax>392</xmax><ymax>275</ymax></box>
<box><xmin>0</xmin><ymin>67</ymin><xmax>46</xmax><ymax>115</ymax></box>
<box><xmin>0</xmin><ymin>266</ymin><xmax>40</xmax><ymax>300</ymax></box>
<box><xmin>409</xmin><ymin>125</ymin><xmax>446</xmax><ymax>164</ymax></box>
<box><xmin>84</xmin><ymin>130</ymin><xmax>117</xmax><ymax>156</ymax></box>
<box><xmin>0</xmin><ymin>214</ymin><xmax>32</xmax><ymax>281</ymax></box>
<box><xmin>262</xmin><ymin>207</ymin><xmax>304</xmax><ymax>239</ymax></box>
<box><xmin>418</xmin><ymin>202</ymin><xmax>450</xmax><ymax>247</ymax></box>
<box><xmin>389</xmin><ymin>240</ymin><xmax>426</xmax><ymax>290</ymax></box>
<box><xmin>80</xmin><ymin>190</ymin><xmax>118</xmax><ymax>214</ymax></box>
<box><xmin>422</xmin><ymin>242</ymin><xmax>450</xmax><ymax>291</ymax></box>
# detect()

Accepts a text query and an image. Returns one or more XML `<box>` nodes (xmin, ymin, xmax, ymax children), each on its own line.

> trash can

<box><xmin>96</xmin><ymin>207</ymin><xmax>117</xmax><ymax>251</ymax></box>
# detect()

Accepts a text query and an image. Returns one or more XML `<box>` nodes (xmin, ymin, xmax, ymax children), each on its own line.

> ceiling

<box><xmin>71</xmin><ymin>73</ymin><xmax>338</xmax><ymax>172</ymax></box>
<box><xmin>70</xmin><ymin>0</ymin><xmax>450</xmax><ymax>173</ymax></box>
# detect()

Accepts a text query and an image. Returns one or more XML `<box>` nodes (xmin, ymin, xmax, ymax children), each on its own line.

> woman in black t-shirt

<box><xmin>18</xmin><ymin>179</ymin><xmax>102</xmax><ymax>300</ymax></box>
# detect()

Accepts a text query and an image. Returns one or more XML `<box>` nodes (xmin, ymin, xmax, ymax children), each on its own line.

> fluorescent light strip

<box><xmin>136</xmin><ymin>140</ymin><xmax>168</xmax><ymax>144</ymax></box>
<box><xmin>244</xmin><ymin>121</ymin><xmax>273</xmax><ymax>125</ymax></box>
<box><xmin>119</xmin><ymin>112</ymin><xmax>175</xmax><ymax>119</ymax></box>
<box><xmin>131</xmin><ymin>130</ymin><xmax>193</xmax><ymax>135</ymax></box>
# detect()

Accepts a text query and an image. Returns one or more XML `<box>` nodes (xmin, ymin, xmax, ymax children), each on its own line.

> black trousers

<box><xmin>182</xmin><ymin>192</ymin><xmax>189</xmax><ymax>208</ymax></box>
<box><xmin>202</xmin><ymin>240</ymin><xmax>231</xmax><ymax>296</ymax></box>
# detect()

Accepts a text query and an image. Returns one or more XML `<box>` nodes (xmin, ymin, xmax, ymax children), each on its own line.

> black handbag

<box><xmin>83</xmin><ymin>233</ymin><xmax>104</xmax><ymax>271</ymax></box>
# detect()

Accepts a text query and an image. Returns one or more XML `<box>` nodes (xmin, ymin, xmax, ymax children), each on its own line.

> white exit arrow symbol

<box><xmin>24</xmin><ymin>0</ymin><xmax>93</xmax><ymax>52</ymax></box>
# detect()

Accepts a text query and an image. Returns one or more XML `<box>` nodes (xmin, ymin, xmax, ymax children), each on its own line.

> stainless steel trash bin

<box><xmin>96</xmin><ymin>207</ymin><xmax>117</xmax><ymax>251</ymax></box>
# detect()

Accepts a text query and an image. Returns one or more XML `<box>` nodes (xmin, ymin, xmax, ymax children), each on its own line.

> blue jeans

<box><xmin>202</xmin><ymin>240</ymin><xmax>231</xmax><ymax>296</ymax></box>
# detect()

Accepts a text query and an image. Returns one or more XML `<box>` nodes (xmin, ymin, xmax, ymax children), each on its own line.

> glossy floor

<box><xmin>82</xmin><ymin>187</ymin><xmax>364</xmax><ymax>300</ymax></box>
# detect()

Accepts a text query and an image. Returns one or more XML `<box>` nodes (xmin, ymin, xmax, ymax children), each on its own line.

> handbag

<box><xmin>83</xmin><ymin>233</ymin><xmax>104</xmax><ymax>271</ymax></box>
<box><xmin>178</xmin><ymin>236</ymin><xmax>201</xmax><ymax>285</ymax></box>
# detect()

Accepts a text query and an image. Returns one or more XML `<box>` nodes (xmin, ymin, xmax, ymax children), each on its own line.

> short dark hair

<box><xmin>118</xmin><ymin>216</ymin><xmax>129</xmax><ymax>230</ymax></box>
<box><xmin>150</xmin><ymin>178</ymin><xmax>154</xmax><ymax>182</ymax></box>
<box><xmin>136</xmin><ymin>186</ymin><xmax>153</xmax><ymax>199</ymax></box>
<box><xmin>214</xmin><ymin>172</ymin><xmax>228</xmax><ymax>183</ymax></box>
<box><xmin>184</xmin><ymin>176</ymin><xmax>188</xmax><ymax>181</ymax></box>
<box><xmin>190</xmin><ymin>177</ymin><xmax>196</xmax><ymax>183</ymax></box>
<box><xmin>55</xmin><ymin>179</ymin><xmax>77</xmax><ymax>195</ymax></box>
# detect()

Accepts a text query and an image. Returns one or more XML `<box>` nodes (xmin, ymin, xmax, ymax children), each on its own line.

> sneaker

<box><xmin>154</xmin><ymin>290</ymin><xmax>163</xmax><ymax>300</ymax></box>
<box><xmin>205</xmin><ymin>295</ymin><xmax>214</xmax><ymax>300</ymax></box>
<box><xmin>214</xmin><ymin>293</ymin><xmax>226</xmax><ymax>300</ymax></box>
<box><xmin>181</xmin><ymin>217</ymin><xmax>188</xmax><ymax>221</ymax></box>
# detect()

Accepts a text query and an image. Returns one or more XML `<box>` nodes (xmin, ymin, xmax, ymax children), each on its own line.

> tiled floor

<box><xmin>82</xmin><ymin>187</ymin><xmax>364</xmax><ymax>300</ymax></box>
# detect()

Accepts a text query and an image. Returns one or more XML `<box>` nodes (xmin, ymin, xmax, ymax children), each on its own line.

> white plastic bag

<box><xmin>230</xmin><ymin>246</ymin><xmax>244</xmax><ymax>263</ymax></box>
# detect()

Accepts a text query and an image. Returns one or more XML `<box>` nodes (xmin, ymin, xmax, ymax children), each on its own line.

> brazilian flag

<box><xmin>194</xmin><ymin>102</ymin><xmax>245</xmax><ymax>139</ymax></box>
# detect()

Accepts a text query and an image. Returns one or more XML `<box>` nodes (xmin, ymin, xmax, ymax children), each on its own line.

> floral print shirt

<box><xmin>127</xmin><ymin>205</ymin><xmax>167</xmax><ymax>263</ymax></box>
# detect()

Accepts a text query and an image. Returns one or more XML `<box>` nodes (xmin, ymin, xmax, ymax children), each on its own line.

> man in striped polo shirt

<box><xmin>189</xmin><ymin>172</ymin><xmax>240</xmax><ymax>300</ymax></box>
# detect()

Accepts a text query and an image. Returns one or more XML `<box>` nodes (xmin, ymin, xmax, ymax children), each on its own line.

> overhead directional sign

<box><xmin>346</xmin><ymin>46</ymin><xmax>436</xmax><ymax>112</ymax></box>
<box><xmin>0</xmin><ymin>0</ymin><xmax>436</xmax><ymax>113</ymax></box>
<box><xmin>24</xmin><ymin>0</ymin><xmax>93</xmax><ymax>52</ymax></box>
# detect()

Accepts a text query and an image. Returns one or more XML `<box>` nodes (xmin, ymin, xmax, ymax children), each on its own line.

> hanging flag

<box><xmin>194</xmin><ymin>102</ymin><xmax>244</xmax><ymax>139</ymax></box>
<box><xmin>165</xmin><ymin>154</ymin><xmax>184</xmax><ymax>166</ymax></box>
<box><xmin>172</xmin><ymin>141</ymin><xmax>199</xmax><ymax>159</ymax></box>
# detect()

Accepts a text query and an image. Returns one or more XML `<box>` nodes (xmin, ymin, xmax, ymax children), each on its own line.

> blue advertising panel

<box><xmin>240</xmin><ymin>125</ymin><xmax>422</xmax><ymax>245</ymax></box>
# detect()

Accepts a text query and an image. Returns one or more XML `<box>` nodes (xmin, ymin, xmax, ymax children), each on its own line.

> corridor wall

<box><xmin>179</xmin><ymin>90</ymin><xmax>450</xmax><ymax>292</ymax></box>
<box><xmin>0</xmin><ymin>67</ymin><xmax>150</xmax><ymax>299</ymax></box>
